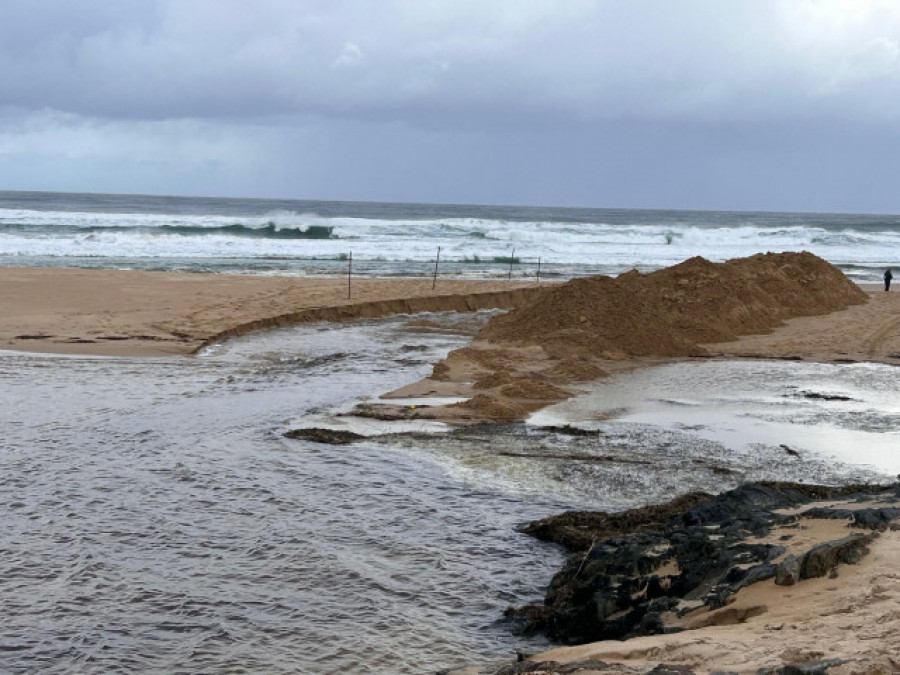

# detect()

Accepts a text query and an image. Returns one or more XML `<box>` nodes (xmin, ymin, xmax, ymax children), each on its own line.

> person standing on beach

<box><xmin>885</xmin><ymin>269</ymin><xmax>893</xmax><ymax>291</ymax></box>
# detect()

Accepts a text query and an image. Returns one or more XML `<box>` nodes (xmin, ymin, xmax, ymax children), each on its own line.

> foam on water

<box><xmin>1</xmin><ymin>192</ymin><xmax>898</xmax><ymax>280</ymax></box>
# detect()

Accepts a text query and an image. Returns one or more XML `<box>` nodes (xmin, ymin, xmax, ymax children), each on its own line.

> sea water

<box><xmin>1</xmin><ymin>190</ymin><xmax>898</xmax><ymax>281</ymax></box>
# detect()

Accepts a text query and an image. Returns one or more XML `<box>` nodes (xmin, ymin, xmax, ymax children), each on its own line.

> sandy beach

<box><xmin>0</xmin><ymin>267</ymin><xmax>541</xmax><ymax>356</ymax></box>
<box><xmin>2</xmin><ymin>265</ymin><xmax>897</xmax><ymax>362</ymax></box>
<box><xmin>508</xmin><ymin>493</ymin><xmax>900</xmax><ymax>675</ymax></box>
<box><xmin>707</xmin><ymin>282</ymin><xmax>900</xmax><ymax>364</ymax></box>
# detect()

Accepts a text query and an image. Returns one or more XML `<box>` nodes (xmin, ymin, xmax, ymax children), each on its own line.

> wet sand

<box><xmin>0</xmin><ymin>267</ymin><xmax>540</xmax><ymax>356</ymax></box>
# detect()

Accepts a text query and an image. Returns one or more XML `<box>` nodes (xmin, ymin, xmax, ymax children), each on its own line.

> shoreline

<box><xmin>2</xmin><ymin>266</ymin><xmax>896</xmax><ymax>367</ymax></box>
<box><xmin>446</xmin><ymin>482</ymin><xmax>900</xmax><ymax>675</ymax></box>
<box><xmin>0</xmin><ymin>266</ymin><xmax>541</xmax><ymax>357</ymax></box>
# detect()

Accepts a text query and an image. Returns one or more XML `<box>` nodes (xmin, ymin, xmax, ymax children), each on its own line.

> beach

<box><xmin>2</xmin><ymin>259</ymin><xmax>899</xmax><ymax>674</ymax></box>
<box><xmin>2</xmin><ymin>268</ymin><xmax>897</xmax><ymax>363</ymax></box>
<box><xmin>0</xmin><ymin>267</ymin><xmax>540</xmax><ymax>356</ymax></box>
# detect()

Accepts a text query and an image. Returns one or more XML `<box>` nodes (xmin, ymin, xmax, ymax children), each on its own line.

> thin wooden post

<box><xmin>507</xmin><ymin>248</ymin><xmax>515</xmax><ymax>282</ymax></box>
<box><xmin>347</xmin><ymin>251</ymin><xmax>352</xmax><ymax>299</ymax></box>
<box><xmin>432</xmin><ymin>246</ymin><xmax>441</xmax><ymax>289</ymax></box>
<box><xmin>537</xmin><ymin>257</ymin><xmax>541</xmax><ymax>283</ymax></box>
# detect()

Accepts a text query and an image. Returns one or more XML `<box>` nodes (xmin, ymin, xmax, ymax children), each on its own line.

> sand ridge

<box><xmin>381</xmin><ymin>252</ymin><xmax>897</xmax><ymax>424</ymax></box>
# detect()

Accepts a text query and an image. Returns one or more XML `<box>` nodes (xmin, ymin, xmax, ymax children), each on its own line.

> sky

<box><xmin>2</xmin><ymin>0</ymin><xmax>900</xmax><ymax>212</ymax></box>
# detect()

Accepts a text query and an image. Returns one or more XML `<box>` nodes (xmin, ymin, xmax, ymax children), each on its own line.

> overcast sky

<box><xmin>3</xmin><ymin>0</ymin><xmax>900</xmax><ymax>211</ymax></box>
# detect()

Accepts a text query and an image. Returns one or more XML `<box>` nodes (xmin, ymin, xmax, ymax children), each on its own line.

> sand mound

<box><xmin>447</xmin><ymin>393</ymin><xmax>528</xmax><ymax>421</ymax></box>
<box><xmin>406</xmin><ymin>252</ymin><xmax>871</xmax><ymax>424</ymax></box>
<box><xmin>479</xmin><ymin>252</ymin><xmax>868</xmax><ymax>358</ymax></box>
<box><xmin>499</xmin><ymin>377</ymin><xmax>572</xmax><ymax>401</ymax></box>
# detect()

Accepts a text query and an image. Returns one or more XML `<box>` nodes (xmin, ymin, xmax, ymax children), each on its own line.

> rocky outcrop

<box><xmin>507</xmin><ymin>482</ymin><xmax>900</xmax><ymax>646</ymax></box>
<box><xmin>282</xmin><ymin>427</ymin><xmax>366</xmax><ymax>444</ymax></box>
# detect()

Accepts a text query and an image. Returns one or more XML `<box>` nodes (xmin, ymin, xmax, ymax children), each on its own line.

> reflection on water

<box><xmin>0</xmin><ymin>314</ymin><xmax>568</xmax><ymax>674</ymax></box>
<box><xmin>532</xmin><ymin>359</ymin><xmax>900</xmax><ymax>477</ymax></box>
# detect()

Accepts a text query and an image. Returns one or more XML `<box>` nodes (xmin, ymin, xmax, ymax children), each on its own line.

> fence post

<box><xmin>347</xmin><ymin>251</ymin><xmax>352</xmax><ymax>299</ymax></box>
<box><xmin>537</xmin><ymin>257</ymin><xmax>541</xmax><ymax>283</ymax></box>
<box><xmin>432</xmin><ymin>246</ymin><xmax>441</xmax><ymax>290</ymax></box>
<box><xmin>507</xmin><ymin>248</ymin><xmax>515</xmax><ymax>282</ymax></box>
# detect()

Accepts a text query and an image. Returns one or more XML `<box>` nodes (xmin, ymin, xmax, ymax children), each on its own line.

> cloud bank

<box><xmin>3</xmin><ymin>0</ymin><xmax>900</xmax><ymax>210</ymax></box>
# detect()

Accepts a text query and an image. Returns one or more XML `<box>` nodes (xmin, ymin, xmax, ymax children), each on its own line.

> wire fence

<box><xmin>11</xmin><ymin>249</ymin><xmax>622</xmax><ymax>294</ymax></box>
<box><xmin>341</xmin><ymin>247</ymin><xmax>547</xmax><ymax>298</ymax></box>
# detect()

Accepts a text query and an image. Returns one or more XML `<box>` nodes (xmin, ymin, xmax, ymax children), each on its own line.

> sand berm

<box><xmin>386</xmin><ymin>251</ymin><xmax>869</xmax><ymax>422</ymax></box>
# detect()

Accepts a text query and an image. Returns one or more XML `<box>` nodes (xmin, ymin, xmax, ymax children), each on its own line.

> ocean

<box><xmin>1</xmin><ymin>190</ymin><xmax>899</xmax><ymax>673</ymax></box>
<box><xmin>1</xmin><ymin>190</ymin><xmax>898</xmax><ymax>281</ymax></box>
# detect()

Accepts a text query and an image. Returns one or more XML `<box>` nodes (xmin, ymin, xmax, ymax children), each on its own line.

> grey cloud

<box><xmin>5</xmin><ymin>0</ymin><xmax>900</xmax><ymax>211</ymax></box>
<box><xmin>4</xmin><ymin>0</ymin><xmax>900</xmax><ymax>128</ymax></box>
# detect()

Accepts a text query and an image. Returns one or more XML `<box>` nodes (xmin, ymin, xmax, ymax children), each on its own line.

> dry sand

<box><xmin>0</xmin><ymin>267</ymin><xmax>541</xmax><ymax>356</ymax></box>
<box><xmin>707</xmin><ymin>283</ymin><xmax>900</xmax><ymax>364</ymax></box>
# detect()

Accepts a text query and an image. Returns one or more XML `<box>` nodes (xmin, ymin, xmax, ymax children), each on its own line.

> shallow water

<box><xmin>2</xmin><ymin>316</ymin><xmax>897</xmax><ymax>674</ymax></box>
<box><xmin>0</xmin><ymin>314</ymin><xmax>571</xmax><ymax>674</ymax></box>
<box><xmin>532</xmin><ymin>359</ymin><xmax>900</xmax><ymax>479</ymax></box>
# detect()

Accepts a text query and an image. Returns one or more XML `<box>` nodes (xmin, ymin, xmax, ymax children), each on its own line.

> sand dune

<box><xmin>380</xmin><ymin>253</ymin><xmax>900</xmax><ymax>424</ymax></box>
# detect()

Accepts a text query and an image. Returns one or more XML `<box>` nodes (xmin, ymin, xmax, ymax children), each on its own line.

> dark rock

<box><xmin>350</xmin><ymin>403</ymin><xmax>423</xmax><ymax>421</ymax></box>
<box><xmin>801</xmin><ymin>506</ymin><xmax>900</xmax><ymax>530</ymax></box>
<box><xmin>757</xmin><ymin>658</ymin><xmax>846</xmax><ymax>674</ymax></box>
<box><xmin>521</xmin><ymin>493</ymin><xmax>713</xmax><ymax>552</ymax></box>
<box><xmin>539</xmin><ymin>425</ymin><xmax>602</xmax><ymax>437</ymax></box>
<box><xmin>645</xmin><ymin>666</ymin><xmax>697</xmax><ymax>674</ymax></box>
<box><xmin>283</xmin><ymin>427</ymin><xmax>366</xmax><ymax>444</ymax></box>
<box><xmin>799</xmin><ymin>391</ymin><xmax>853</xmax><ymax>401</ymax></box>
<box><xmin>556</xmin><ymin>661</ymin><xmax>617</xmax><ymax>674</ymax></box>
<box><xmin>490</xmin><ymin>660</ymin><xmax>623</xmax><ymax>674</ymax></box>
<box><xmin>853</xmin><ymin>507</ymin><xmax>900</xmax><ymax>529</ymax></box>
<box><xmin>775</xmin><ymin>554</ymin><xmax>801</xmax><ymax>586</ymax></box>
<box><xmin>800</xmin><ymin>533</ymin><xmax>873</xmax><ymax>579</ymax></box>
<box><xmin>494</xmin><ymin>661</ymin><xmax>560</xmax><ymax>674</ymax></box>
